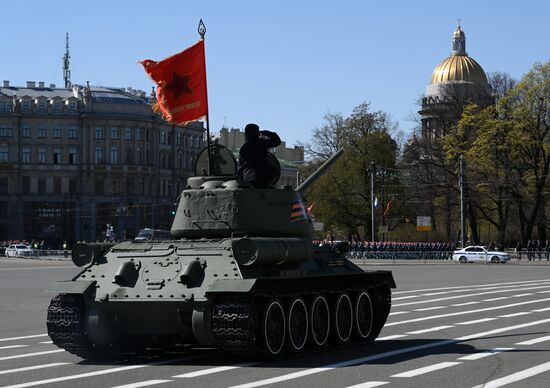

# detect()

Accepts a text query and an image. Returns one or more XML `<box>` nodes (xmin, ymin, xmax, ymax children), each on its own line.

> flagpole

<box><xmin>198</xmin><ymin>19</ymin><xmax>212</xmax><ymax>175</ymax></box>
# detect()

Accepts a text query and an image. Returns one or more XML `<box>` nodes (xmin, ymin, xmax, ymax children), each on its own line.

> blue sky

<box><xmin>3</xmin><ymin>0</ymin><xmax>549</xmax><ymax>146</ymax></box>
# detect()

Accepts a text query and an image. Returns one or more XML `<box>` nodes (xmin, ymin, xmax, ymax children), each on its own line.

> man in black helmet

<box><xmin>237</xmin><ymin>123</ymin><xmax>281</xmax><ymax>188</ymax></box>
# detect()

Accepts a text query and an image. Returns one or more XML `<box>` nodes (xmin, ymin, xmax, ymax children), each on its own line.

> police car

<box><xmin>453</xmin><ymin>246</ymin><xmax>510</xmax><ymax>264</ymax></box>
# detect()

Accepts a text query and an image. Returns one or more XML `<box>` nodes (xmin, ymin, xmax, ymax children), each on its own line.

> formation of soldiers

<box><xmin>313</xmin><ymin>240</ymin><xmax>456</xmax><ymax>261</ymax></box>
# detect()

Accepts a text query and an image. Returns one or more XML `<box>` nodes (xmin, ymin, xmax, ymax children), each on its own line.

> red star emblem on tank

<box><xmin>165</xmin><ymin>72</ymin><xmax>192</xmax><ymax>100</ymax></box>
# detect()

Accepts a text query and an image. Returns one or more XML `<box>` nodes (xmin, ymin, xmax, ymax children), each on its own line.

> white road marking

<box><xmin>498</xmin><ymin>312</ymin><xmax>531</xmax><ymax>318</ymax></box>
<box><xmin>0</xmin><ymin>345</ymin><xmax>27</xmax><ymax>350</ymax></box>
<box><xmin>471</xmin><ymin>361</ymin><xmax>550</xmax><ymax>388</ymax></box>
<box><xmin>483</xmin><ymin>297</ymin><xmax>508</xmax><ymax>302</ymax></box>
<box><xmin>227</xmin><ymin>318</ymin><xmax>550</xmax><ymax>388</ymax></box>
<box><xmin>421</xmin><ymin>292</ymin><xmax>448</xmax><ymax>296</ymax></box>
<box><xmin>536</xmin><ymin>290</ymin><xmax>550</xmax><ymax>294</ymax></box>
<box><xmin>0</xmin><ymin>349</ymin><xmax>64</xmax><ymax>361</ymax></box>
<box><xmin>0</xmin><ymin>334</ymin><xmax>47</xmax><ymax>342</ymax></box>
<box><xmin>393</xmin><ymin>284</ymin><xmax>550</xmax><ymax>307</ymax></box>
<box><xmin>376</xmin><ymin>334</ymin><xmax>408</xmax><ymax>341</ymax></box>
<box><xmin>532</xmin><ymin>306</ymin><xmax>550</xmax><ymax>312</ymax></box>
<box><xmin>458</xmin><ymin>348</ymin><xmax>514</xmax><ymax>360</ymax></box>
<box><xmin>386</xmin><ymin>297</ymin><xmax>550</xmax><ymax>327</ymax></box>
<box><xmin>39</xmin><ymin>341</ymin><xmax>53</xmax><ymax>344</ymax></box>
<box><xmin>512</xmin><ymin>293</ymin><xmax>534</xmax><ymax>297</ymax></box>
<box><xmin>173</xmin><ymin>362</ymin><xmax>258</xmax><ymax>378</ymax></box>
<box><xmin>111</xmin><ymin>380</ymin><xmax>172</xmax><ymax>388</ymax></box>
<box><xmin>346</xmin><ymin>382</ymin><xmax>389</xmax><ymax>388</ymax></box>
<box><xmin>414</xmin><ymin>306</ymin><xmax>446</xmax><ymax>311</ymax></box>
<box><xmin>0</xmin><ymin>363</ymin><xmax>70</xmax><ymax>376</ymax></box>
<box><xmin>452</xmin><ymin>301</ymin><xmax>480</xmax><ymax>306</ymax></box>
<box><xmin>0</xmin><ymin>266</ymin><xmax>74</xmax><ymax>271</ymax></box>
<box><xmin>515</xmin><ymin>334</ymin><xmax>550</xmax><ymax>345</ymax></box>
<box><xmin>391</xmin><ymin>361</ymin><xmax>462</xmax><ymax>377</ymax></box>
<box><xmin>388</xmin><ymin>311</ymin><xmax>410</xmax><ymax>316</ymax></box>
<box><xmin>392</xmin><ymin>279</ymin><xmax>550</xmax><ymax>294</ymax></box>
<box><xmin>457</xmin><ymin>317</ymin><xmax>498</xmax><ymax>325</ymax></box>
<box><xmin>406</xmin><ymin>325</ymin><xmax>454</xmax><ymax>335</ymax></box>
<box><xmin>0</xmin><ymin>354</ymin><xmax>207</xmax><ymax>388</ymax></box>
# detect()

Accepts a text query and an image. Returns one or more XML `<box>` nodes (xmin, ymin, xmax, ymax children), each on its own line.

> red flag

<box><xmin>140</xmin><ymin>40</ymin><xmax>208</xmax><ymax>124</ymax></box>
<box><xmin>383</xmin><ymin>199</ymin><xmax>393</xmax><ymax>217</ymax></box>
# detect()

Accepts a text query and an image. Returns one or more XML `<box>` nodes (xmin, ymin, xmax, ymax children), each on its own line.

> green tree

<box><xmin>301</xmin><ymin>102</ymin><xmax>400</xmax><ymax>240</ymax></box>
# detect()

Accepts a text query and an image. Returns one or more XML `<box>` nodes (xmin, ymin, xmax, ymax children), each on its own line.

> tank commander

<box><xmin>237</xmin><ymin>123</ymin><xmax>281</xmax><ymax>188</ymax></box>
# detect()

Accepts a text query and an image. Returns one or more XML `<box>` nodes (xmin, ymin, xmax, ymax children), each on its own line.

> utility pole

<box><xmin>459</xmin><ymin>155</ymin><xmax>466</xmax><ymax>248</ymax></box>
<box><xmin>370</xmin><ymin>161</ymin><xmax>376</xmax><ymax>242</ymax></box>
<box><xmin>381</xmin><ymin>166</ymin><xmax>386</xmax><ymax>242</ymax></box>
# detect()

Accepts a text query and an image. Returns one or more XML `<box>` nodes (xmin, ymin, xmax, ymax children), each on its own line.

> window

<box><xmin>69</xmin><ymin>178</ymin><xmax>76</xmax><ymax>193</ymax></box>
<box><xmin>52</xmin><ymin>100</ymin><xmax>62</xmax><ymax>113</ymax></box>
<box><xmin>53</xmin><ymin>177</ymin><xmax>61</xmax><ymax>194</ymax></box>
<box><xmin>0</xmin><ymin>101</ymin><xmax>12</xmax><ymax>113</ymax></box>
<box><xmin>21</xmin><ymin>99</ymin><xmax>32</xmax><ymax>113</ymax></box>
<box><xmin>110</xmin><ymin>127</ymin><xmax>119</xmax><ymax>140</ymax></box>
<box><xmin>111</xmin><ymin>179</ymin><xmax>120</xmax><ymax>194</ymax></box>
<box><xmin>136</xmin><ymin>128</ymin><xmax>142</xmax><ymax>141</ymax></box>
<box><xmin>53</xmin><ymin>127</ymin><xmax>62</xmax><ymax>139</ymax></box>
<box><xmin>67</xmin><ymin>100</ymin><xmax>77</xmax><ymax>112</ymax></box>
<box><xmin>110</xmin><ymin>146</ymin><xmax>119</xmax><ymax>165</ymax></box>
<box><xmin>95</xmin><ymin>127</ymin><xmax>103</xmax><ymax>139</ymax></box>
<box><xmin>0</xmin><ymin>177</ymin><xmax>8</xmax><ymax>194</ymax></box>
<box><xmin>125</xmin><ymin>127</ymin><xmax>132</xmax><ymax>140</ymax></box>
<box><xmin>69</xmin><ymin>149</ymin><xmax>77</xmax><ymax>165</ymax></box>
<box><xmin>37</xmin><ymin>99</ymin><xmax>47</xmax><ymax>112</ymax></box>
<box><xmin>38</xmin><ymin>177</ymin><xmax>46</xmax><ymax>194</ymax></box>
<box><xmin>95</xmin><ymin>146</ymin><xmax>103</xmax><ymax>164</ymax></box>
<box><xmin>167</xmin><ymin>133</ymin><xmax>171</xmax><ymax>145</ymax></box>
<box><xmin>38</xmin><ymin>148</ymin><xmax>46</xmax><ymax>164</ymax></box>
<box><xmin>160</xmin><ymin>131</ymin><xmax>166</xmax><ymax>144</ymax></box>
<box><xmin>37</xmin><ymin>127</ymin><xmax>46</xmax><ymax>138</ymax></box>
<box><xmin>69</xmin><ymin>127</ymin><xmax>77</xmax><ymax>139</ymax></box>
<box><xmin>94</xmin><ymin>179</ymin><xmax>104</xmax><ymax>195</ymax></box>
<box><xmin>127</xmin><ymin>178</ymin><xmax>134</xmax><ymax>195</ymax></box>
<box><xmin>22</xmin><ymin>176</ymin><xmax>30</xmax><ymax>193</ymax></box>
<box><xmin>53</xmin><ymin>148</ymin><xmax>62</xmax><ymax>164</ymax></box>
<box><xmin>136</xmin><ymin>147</ymin><xmax>142</xmax><ymax>165</ymax></box>
<box><xmin>125</xmin><ymin>148</ymin><xmax>133</xmax><ymax>164</ymax></box>
<box><xmin>0</xmin><ymin>125</ymin><xmax>11</xmax><ymax>138</ymax></box>
<box><xmin>0</xmin><ymin>146</ymin><xmax>8</xmax><ymax>162</ymax></box>
<box><xmin>22</xmin><ymin>148</ymin><xmax>30</xmax><ymax>163</ymax></box>
<box><xmin>22</xmin><ymin>125</ymin><xmax>30</xmax><ymax>138</ymax></box>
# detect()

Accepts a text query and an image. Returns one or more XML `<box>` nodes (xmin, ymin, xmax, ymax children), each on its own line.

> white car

<box><xmin>4</xmin><ymin>244</ymin><xmax>33</xmax><ymax>257</ymax></box>
<box><xmin>453</xmin><ymin>246</ymin><xmax>510</xmax><ymax>264</ymax></box>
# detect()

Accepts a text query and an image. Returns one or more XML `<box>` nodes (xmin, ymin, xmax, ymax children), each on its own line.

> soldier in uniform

<box><xmin>237</xmin><ymin>123</ymin><xmax>281</xmax><ymax>188</ymax></box>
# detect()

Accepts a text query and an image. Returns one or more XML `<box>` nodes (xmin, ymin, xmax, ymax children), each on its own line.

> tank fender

<box><xmin>206</xmin><ymin>279</ymin><xmax>257</xmax><ymax>294</ymax></box>
<box><xmin>48</xmin><ymin>280</ymin><xmax>96</xmax><ymax>298</ymax></box>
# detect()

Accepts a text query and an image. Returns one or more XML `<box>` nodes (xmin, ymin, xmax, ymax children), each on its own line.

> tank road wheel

<box><xmin>260</xmin><ymin>299</ymin><xmax>286</xmax><ymax>357</ymax></box>
<box><xmin>354</xmin><ymin>291</ymin><xmax>373</xmax><ymax>341</ymax></box>
<box><xmin>309</xmin><ymin>295</ymin><xmax>330</xmax><ymax>347</ymax></box>
<box><xmin>287</xmin><ymin>297</ymin><xmax>308</xmax><ymax>352</ymax></box>
<box><xmin>332</xmin><ymin>292</ymin><xmax>353</xmax><ymax>343</ymax></box>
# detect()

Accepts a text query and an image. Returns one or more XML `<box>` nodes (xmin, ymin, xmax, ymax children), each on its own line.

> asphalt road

<box><xmin>1</xmin><ymin>258</ymin><xmax>549</xmax><ymax>388</ymax></box>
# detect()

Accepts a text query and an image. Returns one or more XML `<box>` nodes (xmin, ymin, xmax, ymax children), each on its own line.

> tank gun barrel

<box><xmin>296</xmin><ymin>149</ymin><xmax>344</xmax><ymax>194</ymax></box>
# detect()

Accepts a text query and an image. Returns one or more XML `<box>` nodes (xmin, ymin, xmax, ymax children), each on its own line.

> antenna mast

<box><xmin>63</xmin><ymin>32</ymin><xmax>71</xmax><ymax>89</ymax></box>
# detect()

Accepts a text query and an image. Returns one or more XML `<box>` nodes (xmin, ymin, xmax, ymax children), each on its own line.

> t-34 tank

<box><xmin>47</xmin><ymin>145</ymin><xmax>395</xmax><ymax>359</ymax></box>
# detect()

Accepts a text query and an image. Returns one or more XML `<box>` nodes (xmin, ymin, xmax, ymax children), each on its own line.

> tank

<box><xmin>46</xmin><ymin>145</ymin><xmax>395</xmax><ymax>359</ymax></box>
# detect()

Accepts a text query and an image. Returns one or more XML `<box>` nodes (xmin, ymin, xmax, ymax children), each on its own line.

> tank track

<box><xmin>211</xmin><ymin>295</ymin><xmax>257</xmax><ymax>351</ymax></box>
<box><xmin>46</xmin><ymin>294</ymin><xmax>105</xmax><ymax>359</ymax></box>
<box><xmin>210</xmin><ymin>283</ymin><xmax>391</xmax><ymax>357</ymax></box>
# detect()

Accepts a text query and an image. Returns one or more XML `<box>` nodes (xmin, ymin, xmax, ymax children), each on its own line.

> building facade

<box><xmin>0</xmin><ymin>81</ymin><xmax>204</xmax><ymax>245</ymax></box>
<box><xmin>217</xmin><ymin>126</ymin><xmax>304</xmax><ymax>187</ymax></box>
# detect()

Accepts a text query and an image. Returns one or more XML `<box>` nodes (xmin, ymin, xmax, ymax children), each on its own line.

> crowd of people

<box><xmin>515</xmin><ymin>240</ymin><xmax>550</xmax><ymax>261</ymax></box>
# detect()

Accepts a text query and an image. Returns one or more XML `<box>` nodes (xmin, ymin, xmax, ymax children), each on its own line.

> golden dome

<box><xmin>453</xmin><ymin>26</ymin><xmax>465</xmax><ymax>38</ymax></box>
<box><xmin>430</xmin><ymin>54</ymin><xmax>488</xmax><ymax>84</ymax></box>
